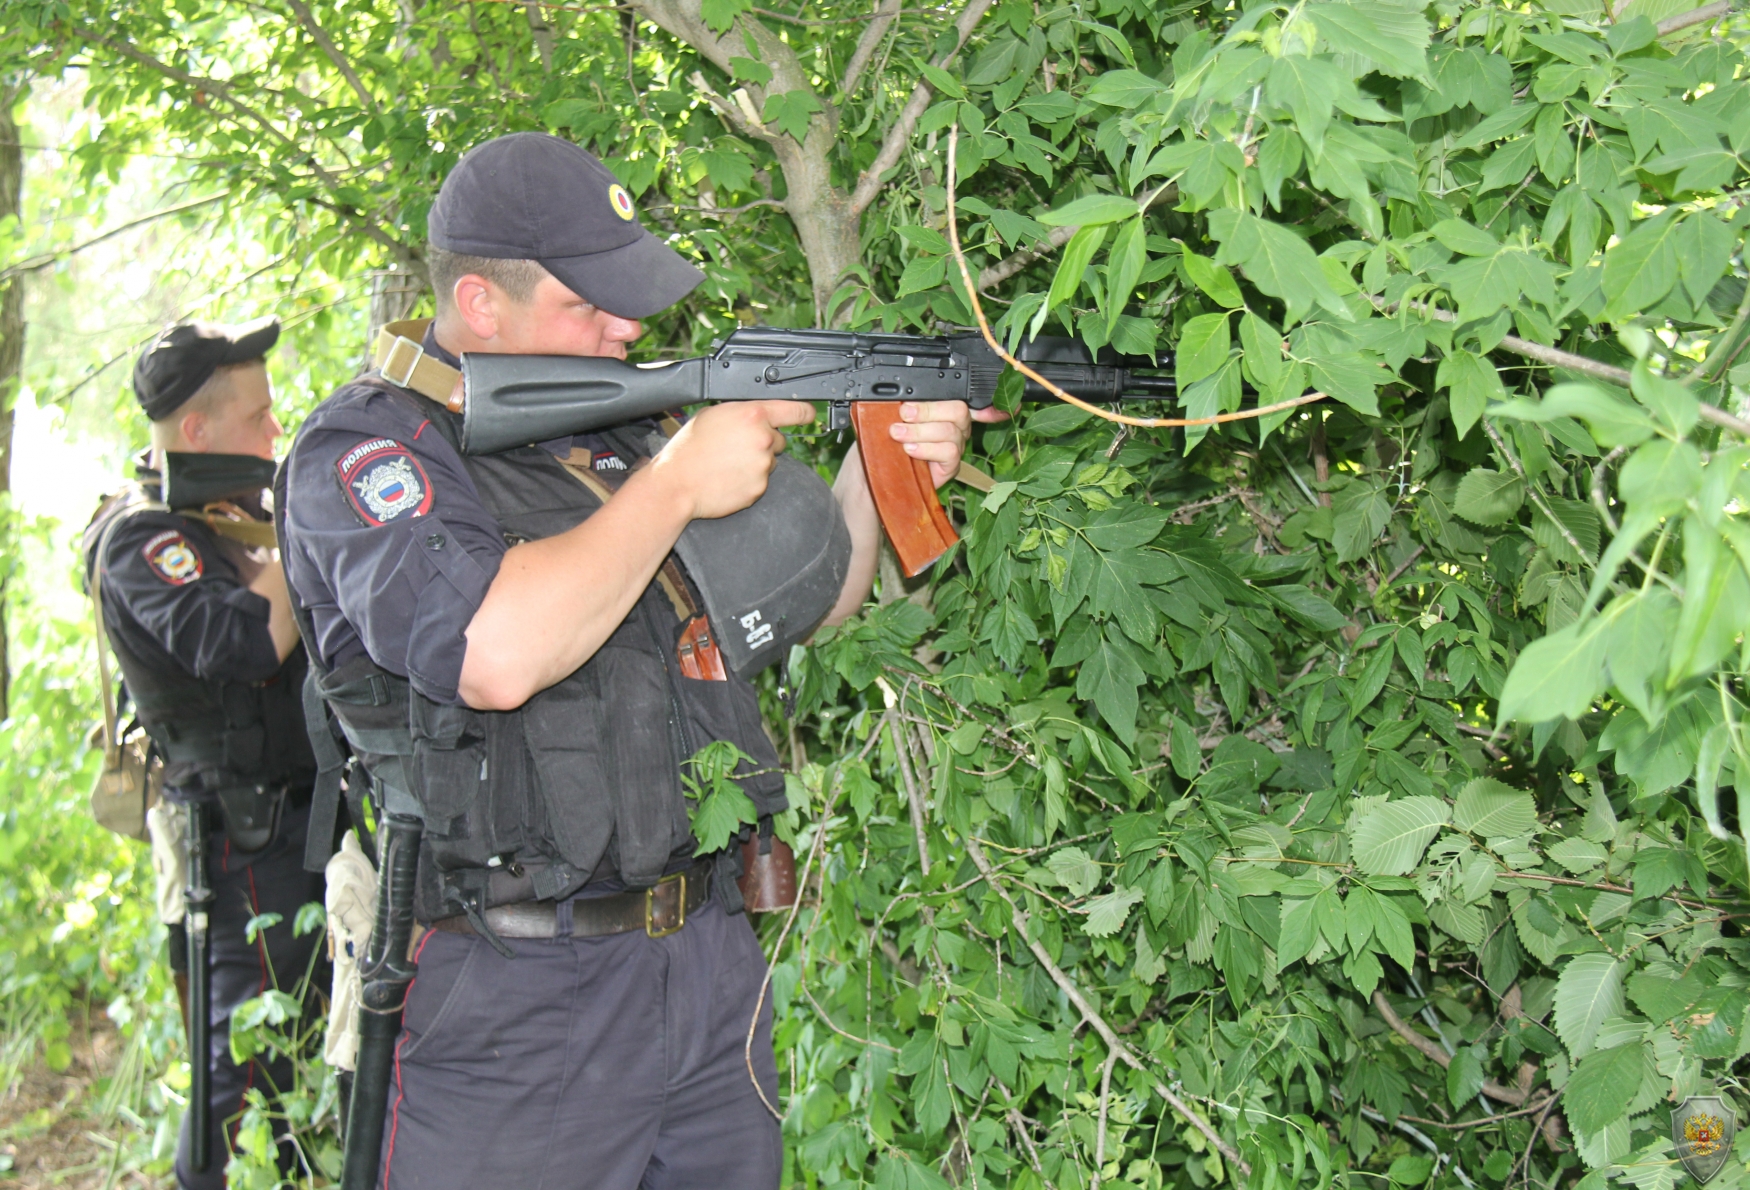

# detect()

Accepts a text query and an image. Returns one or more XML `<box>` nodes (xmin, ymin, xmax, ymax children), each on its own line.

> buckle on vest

<box><xmin>645</xmin><ymin>872</ymin><xmax>687</xmax><ymax>938</ymax></box>
<box><xmin>381</xmin><ymin>336</ymin><xmax>425</xmax><ymax>389</ymax></box>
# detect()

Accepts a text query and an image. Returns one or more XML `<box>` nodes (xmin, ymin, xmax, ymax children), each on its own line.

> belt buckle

<box><xmin>381</xmin><ymin>336</ymin><xmax>425</xmax><ymax>389</ymax></box>
<box><xmin>645</xmin><ymin>872</ymin><xmax>686</xmax><ymax>938</ymax></box>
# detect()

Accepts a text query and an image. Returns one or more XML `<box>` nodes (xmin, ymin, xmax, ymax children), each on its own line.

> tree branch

<box><xmin>1389</xmin><ymin>298</ymin><xmax>1750</xmax><ymax>438</ymax></box>
<box><xmin>978</xmin><ymin>223</ymin><xmax>1077</xmax><ymax>291</ymax></box>
<box><xmin>849</xmin><ymin>0</ymin><xmax>994</xmax><ymax>217</ymax></box>
<box><xmin>841</xmin><ymin>0</ymin><xmax>903</xmax><ymax>99</ymax></box>
<box><xmin>965</xmin><ymin>837</ymin><xmax>1253</xmax><ymax>1175</ymax></box>
<box><xmin>0</xmin><ymin>194</ymin><xmax>225</xmax><ymax>282</ymax></box>
<box><xmin>64</xmin><ymin>27</ymin><xmax>411</xmax><ymax>261</ymax></box>
<box><xmin>888</xmin><ymin>709</ymin><xmax>932</xmax><ymax>877</ymax></box>
<box><xmin>687</xmin><ymin>71</ymin><xmax>780</xmax><ymax>143</ymax></box>
<box><xmin>282</xmin><ymin>0</ymin><xmax>380</xmax><ymax>112</ymax></box>
<box><xmin>1373</xmin><ymin>992</ymin><xmax>1535</xmax><ymax>1106</ymax></box>
<box><xmin>1657</xmin><ymin>0</ymin><xmax>1734</xmax><ymax>37</ymax></box>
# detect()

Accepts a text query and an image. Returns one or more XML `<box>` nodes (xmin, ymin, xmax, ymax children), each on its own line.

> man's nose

<box><xmin>603</xmin><ymin>315</ymin><xmax>642</xmax><ymax>342</ymax></box>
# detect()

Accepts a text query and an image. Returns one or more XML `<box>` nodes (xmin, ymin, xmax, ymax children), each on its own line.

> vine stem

<box><xmin>944</xmin><ymin>125</ymin><xmax>1326</xmax><ymax>431</ymax></box>
<box><xmin>963</xmin><ymin>837</ymin><xmax>1253</xmax><ymax>1175</ymax></box>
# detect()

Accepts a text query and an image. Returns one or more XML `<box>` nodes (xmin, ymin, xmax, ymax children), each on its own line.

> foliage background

<box><xmin>7</xmin><ymin>0</ymin><xmax>1750</xmax><ymax>1188</ymax></box>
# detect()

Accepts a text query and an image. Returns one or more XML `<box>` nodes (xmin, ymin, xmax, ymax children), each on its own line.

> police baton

<box><xmin>183</xmin><ymin>801</ymin><xmax>215</xmax><ymax>1173</ymax></box>
<box><xmin>341</xmin><ymin>815</ymin><xmax>422</xmax><ymax>1190</ymax></box>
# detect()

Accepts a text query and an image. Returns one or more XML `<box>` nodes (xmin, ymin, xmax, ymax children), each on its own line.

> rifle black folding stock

<box><xmin>454</xmin><ymin>328</ymin><xmax>1175</xmax><ymax>575</ymax></box>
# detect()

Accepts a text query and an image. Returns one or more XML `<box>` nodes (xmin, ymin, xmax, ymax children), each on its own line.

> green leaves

<box><xmin>1083</xmin><ymin>885</ymin><xmax>1144</xmax><ymax>935</ymax></box>
<box><xmin>1601</xmin><ymin>210</ymin><xmax>1681</xmax><ymax>319</ymax></box>
<box><xmin>1176</xmin><ymin>312</ymin><xmax>1232</xmax><ymax>387</ymax></box>
<box><xmin>1447</xmin><ymin>1047</ymin><xmax>1485</xmax><ymax>1108</ymax></box>
<box><xmin>1076</xmin><ymin>637</ymin><xmax>1146</xmax><ymax>741</ymax></box>
<box><xmin>683</xmin><ymin>742</ymin><xmax>760</xmax><ymax>854</ymax></box>
<box><xmin>1047</xmin><ymin>845</ymin><xmax>1101</xmax><ymax>895</ymax></box>
<box><xmin>1351</xmin><ymin>797</ymin><xmax>1448</xmax><ymax>875</ymax></box>
<box><xmin>762</xmin><ymin>89</ymin><xmax>823</xmax><ymax>143</ymax></box>
<box><xmin>1436</xmin><ymin>350</ymin><xmax>1506</xmax><ymax>440</ymax></box>
<box><xmin>1040</xmin><ymin>194</ymin><xmax>1138</xmax><ymax>226</ymax></box>
<box><xmin>1452</xmin><ymin>468</ymin><xmax>1524</xmax><ymax>525</ymax></box>
<box><xmin>1494</xmin><ymin>384</ymin><xmax>1657</xmax><ymax>449</ymax></box>
<box><xmin>1304</xmin><ymin>0</ymin><xmax>1432</xmax><ymax>81</ymax></box>
<box><xmin>1046</xmin><ymin>225</ymin><xmax>1108</xmax><ymax>315</ymax></box>
<box><xmin>1208</xmin><ymin>210</ymin><xmax>1345</xmax><ymax>325</ymax></box>
<box><xmin>1452</xmin><ymin>778</ymin><xmax>1537</xmax><ymax>837</ymax></box>
<box><xmin>1498</xmin><ymin>619</ymin><xmax>1608</xmax><ymax>724</ymax></box>
<box><xmin>1564</xmin><ymin>1041</ymin><xmax>1646</xmax><ymax>1134</ymax></box>
<box><xmin>1555</xmin><ymin>954</ymin><xmax>1627</xmax><ymax>1057</ymax></box>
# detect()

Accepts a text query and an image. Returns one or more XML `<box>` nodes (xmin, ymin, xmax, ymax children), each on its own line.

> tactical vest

<box><xmin>84</xmin><ymin>486</ymin><xmax>316</xmax><ymax>801</ymax></box>
<box><xmin>296</xmin><ymin>384</ymin><xmax>788</xmax><ymax>924</ymax></box>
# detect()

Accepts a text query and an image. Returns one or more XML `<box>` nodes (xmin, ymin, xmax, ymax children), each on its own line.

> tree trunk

<box><xmin>0</xmin><ymin>86</ymin><xmax>25</xmax><ymax>721</ymax></box>
<box><xmin>365</xmin><ymin>262</ymin><xmax>427</xmax><ymax>357</ymax></box>
<box><xmin>633</xmin><ymin>0</ymin><xmax>864</xmax><ymax>323</ymax></box>
<box><xmin>773</xmin><ymin>145</ymin><xmax>863</xmax><ymax>325</ymax></box>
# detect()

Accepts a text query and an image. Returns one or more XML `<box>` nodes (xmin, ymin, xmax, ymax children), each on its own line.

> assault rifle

<box><xmin>452</xmin><ymin>328</ymin><xmax>1175</xmax><ymax>575</ymax></box>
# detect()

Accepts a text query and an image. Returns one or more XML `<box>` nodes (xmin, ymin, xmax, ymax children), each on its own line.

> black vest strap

<box><xmin>301</xmin><ymin>666</ymin><xmax>348</xmax><ymax>873</ymax></box>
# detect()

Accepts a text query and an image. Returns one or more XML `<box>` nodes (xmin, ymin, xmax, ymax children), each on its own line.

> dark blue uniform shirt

<box><xmin>94</xmin><ymin>500</ymin><xmax>281</xmax><ymax>686</ymax></box>
<box><xmin>282</xmin><ymin>331</ymin><xmax>641</xmax><ymax>706</ymax></box>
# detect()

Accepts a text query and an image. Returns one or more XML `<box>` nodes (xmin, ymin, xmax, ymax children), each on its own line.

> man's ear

<box><xmin>453</xmin><ymin>274</ymin><xmax>500</xmax><ymax>341</ymax></box>
<box><xmin>177</xmin><ymin>408</ymin><xmax>209</xmax><ymax>453</ymax></box>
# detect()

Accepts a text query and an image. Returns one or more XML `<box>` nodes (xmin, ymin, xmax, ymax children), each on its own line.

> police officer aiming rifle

<box><xmin>280</xmin><ymin>132</ymin><xmax>996</xmax><ymax>1188</ymax></box>
<box><xmin>83</xmin><ymin>319</ymin><xmax>325</xmax><ymax>1189</ymax></box>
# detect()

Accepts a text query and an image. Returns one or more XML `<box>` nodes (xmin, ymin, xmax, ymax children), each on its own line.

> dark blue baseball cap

<box><xmin>428</xmin><ymin>133</ymin><xmax>704</xmax><ymax>320</ymax></box>
<box><xmin>133</xmin><ymin>317</ymin><xmax>279</xmax><ymax>421</ymax></box>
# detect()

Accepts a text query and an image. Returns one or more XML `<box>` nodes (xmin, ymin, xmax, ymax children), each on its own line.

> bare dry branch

<box><xmin>977</xmin><ymin>223</ymin><xmax>1078</xmax><ymax>291</ymax></box>
<box><xmin>65</xmin><ymin>27</ymin><xmax>410</xmax><ymax>261</ymax></box>
<box><xmin>0</xmin><ymin>194</ymin><xmax>226</xmax><ymax>283</ymax></box>
<box><xmin>687</xmin><ymin>71</ymin><xmax>781</xmax><ymax>143</ymax></box>
<box><xmin>1389</xmin><ymin>298</ymin><xmax>1750</xmax><ymax>438</ymax></box>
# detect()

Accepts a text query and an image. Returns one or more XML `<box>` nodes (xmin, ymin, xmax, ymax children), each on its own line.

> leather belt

<box><xmin>430</xmin><ymin>859</ymin><xmax>712</xmax><ymax>940</ymax></box>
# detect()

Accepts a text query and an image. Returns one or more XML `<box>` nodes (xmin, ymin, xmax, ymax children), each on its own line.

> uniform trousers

<box><xmin>378</xmin><ymin>896</ymin><xmax>782</xmax><ymax>1190</ymax></box>
<box><xmin>174</xmin><ymin>800</ymin><xmax>329</xmax><ymax>1190</ymax></box>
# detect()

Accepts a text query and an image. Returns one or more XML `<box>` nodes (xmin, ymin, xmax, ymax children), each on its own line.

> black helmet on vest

<box><xmin>673</xmin><ymin>455</ymin><xmax>852</xmax><ymax>680</ymax></box>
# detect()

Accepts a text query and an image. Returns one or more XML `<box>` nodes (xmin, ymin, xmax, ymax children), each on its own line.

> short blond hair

<box><xmin>427</xmin><ymin>246</ymin><xmax>549</xmax><ymax>311</ymax></box>
<box><xmin>148</xmin><ymin>360</ymin><xmax>263</xmax><ymax>448</ymax></box>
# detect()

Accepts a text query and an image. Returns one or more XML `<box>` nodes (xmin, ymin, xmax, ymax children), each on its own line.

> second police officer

<box><xmin>278</xmin><ymin>133</ymin><xmax>991</xmax><ymax>1187</ymax></box>
<box><xmin>83</xmin><ymin>319</ymin><xmax>324</xmax><ymax>1189</ymax></box>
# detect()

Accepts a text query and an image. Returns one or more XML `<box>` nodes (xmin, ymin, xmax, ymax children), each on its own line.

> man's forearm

<box><xmin>246</xmin><ymin>562</ymin><xmax>301</xmax><ymax>661</ymax></box>
<box><xmin>825</xmin><ymin>449</ymin><xmax>880</xmax><ymax>626</ymax></box>
<box><xmin>458</xmin><ymin>465</ymin><xmax>693</xmax><ymax>710</ymax></box>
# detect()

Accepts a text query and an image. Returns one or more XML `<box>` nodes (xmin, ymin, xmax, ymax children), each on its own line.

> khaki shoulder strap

<box><xmin>371</xmin><ymin>318</ymin><xmax>462</xmax><ymax>406</ymax></box>
<box><xmin>198</xmin><ymin>513</ymin><xmax>280</xmax><ymax>550</ymax></box>
<box><xmin>554</xmin><ymin>447</ymin><xmax>695</xmax><ymax>621</ymax></box>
